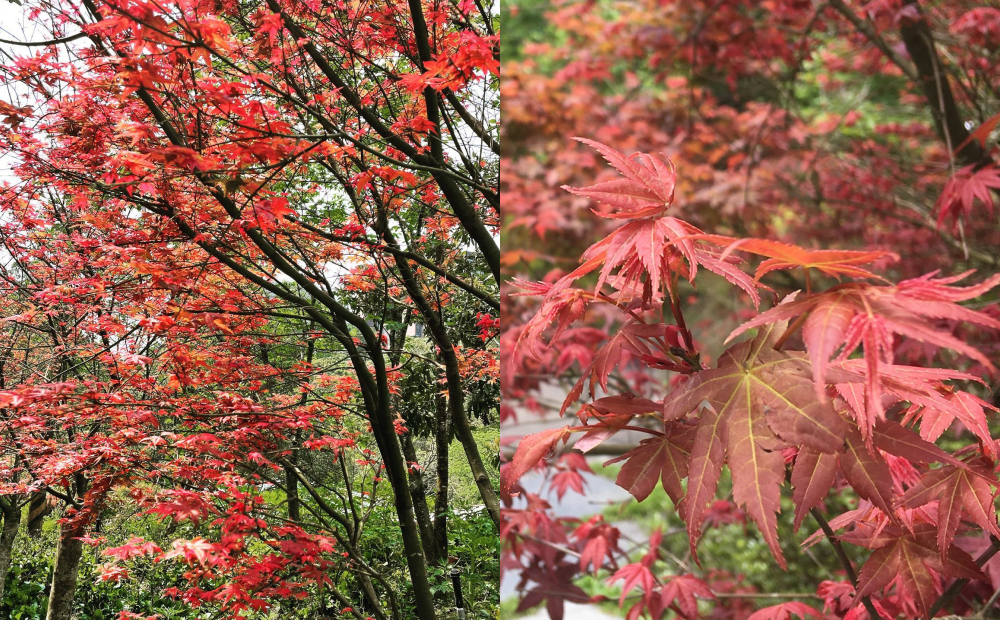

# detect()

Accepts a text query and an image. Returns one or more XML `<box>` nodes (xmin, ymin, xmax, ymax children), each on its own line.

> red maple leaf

<box><xmin>897</xmin><ymin>462</ymin><xmax>1000</xmax><ymax>560</ymax></box>
<box><xmin>855</xmin><ymin>531</ymin><xmax>987</xmax><ymax>620</ymax></box>
<box><xmin>936</xmin><ymin>164</ymin><xmax>1000</xmax><ymax>226</ymax></box>
<box><xmin>563</xmin><ymin>138</ymin><xmax>676</xmax><ymax>219</ymax></box>
<box><xmin>604</xmin><ymin>424</ymin><xmax>694</xmax><ymax>502</ymax></box>
<box><xmin>747</xmin><ymin>601</ymin><xmax>822</xmax><ymax>620</ymax></box>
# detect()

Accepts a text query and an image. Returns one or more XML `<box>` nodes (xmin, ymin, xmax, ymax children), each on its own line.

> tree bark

<box><xmin>286</xmin><ymin>331</ymin><xmax>315</xmax><ymax>523</ymax></box>
<box><xmin>401</xmin><ymin>432</ymin><xmax>439</xmax><ymax>566</ymax></box>
<box><xmin>897</xmin><ymin>0</ymin><xmax>987</xmax><ymax>167</ymax></box>
<box><xmin>0</xmin><ymin>498</ymin><xmax>21</xmax><ymax>602</ymax></box>
<box><xmin>46</xmin><ymin>520</ymin><xmax>84</xmax><ymax>620</ymax></box>
<box><xmin>432</xmin><ymin>392</ymin><xmax>450</xmax><ymax>561</ymax></box>
<box><xmin>26</xmin><ymin>491</ymin><xmax>48</xmax><ymax>537</ymax></box>
<box><xmin>284</xmin><ymin>462</ymin><xmax>301</xmax><ymax>522</ymax></box>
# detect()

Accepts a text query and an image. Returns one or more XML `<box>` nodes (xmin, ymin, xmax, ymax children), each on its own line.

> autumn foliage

<box><xmin>503</xmin><ymin>135</ymin><xmax>1000</xmax><ymax>619</ymax></box>
<box><xmin>500</xmin><ymin>1</ymin><xmax>1000</xmax><ymax>618</ymax></box>
<box><xmin>0</xmin><ymin>0</ymin><xmax>498</xmax><ymax>619</ymax></box>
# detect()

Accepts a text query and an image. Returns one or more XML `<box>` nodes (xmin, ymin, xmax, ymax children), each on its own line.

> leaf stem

<box><xmin>772</xmin><ymin>311</ymin><xmax>809</xmax><ymax>352</ymax></box>
<box><xmin>809</xmin><ymin>507</ymin><xmax>881</xmax><ymax>619</ymax></box>
<box><xmin>667</xmin><ymin>275</ymin><xmax>696</xmax><ymax>367</ymax></box>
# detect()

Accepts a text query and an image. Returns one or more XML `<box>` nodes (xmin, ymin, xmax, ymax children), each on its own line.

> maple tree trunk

<box><xmin>401</xmin><ymin>432</ymin><xmax>439</xmax><ymax>566</ymax></box>
<box><xmin>284</xmin><ymin>461</ymin><xmax>301</xmax><ymax>523</ymax></box>
<box><xmin>363</xmin><ymin>390</ymin><xmax>438</xmax><ymax>620</ymax></box>
<box><xmin>897</xmin><ymin>0</ymin><xmax>987</xmax><ymax>168</ymax></box>
<box><xmin>0</xmin><ymin>498</ymin><xmax>21</xmax><ymax>602</ymax></box>
<box><xmin>286</xmin><ymin>333</ymin><xmax>315</xmax><ymax>524</ymax></box>
<box><xmin>46</xmin><ymin>520</ymin><xmax>84</xmax><ymax>620</ymax></box>
<box><xmin>26</xmin><ymin>491</ymin><xmax>48</xmax><ymax>537</ymax></box>
<box><xmin>374</xmin><ymin>222</ymin><xmax>501</xmax><ymax>531</ymax></box>
<box><xmin>432</xmin><ymin>392</ymin><xmax>450</xmax><ymax>561</ymax></box>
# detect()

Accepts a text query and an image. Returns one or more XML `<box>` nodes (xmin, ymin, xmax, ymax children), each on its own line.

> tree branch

<box><xmin>897</xmin><ymin>0</ymin><xmax>988</xmax><ymax>168</ymax></box>
<box><xmin>809</xmin><ymin>508</ymin><xmax>880</xmax><ymax>619</ymax></box>
<box><xmin>928</xmin><ymin>535</ymin><xmax>1000</xmax><ymax>617</ymax></box>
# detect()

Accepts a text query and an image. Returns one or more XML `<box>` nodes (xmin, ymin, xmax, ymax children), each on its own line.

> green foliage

<box><xmin>449</xmin><ymin>426</ymin><xmax>500</xmax><ymax>508</ymax></box>
<box><xmin>1</xmin><ymin>541</ymin><xmax>49</xmax><ymax>620</ymax></box>
<box><xmin>1</xmin><ymin>510</ymin><xmax>202</xmax><ymax>620</ymax></box>
<box><xmin>446</xmin><ymin>508</ymin><xmax>500</xmax><ymax>620</ymax></box>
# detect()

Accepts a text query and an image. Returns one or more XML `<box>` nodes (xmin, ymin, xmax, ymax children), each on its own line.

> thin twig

<box><xmin>810</xmin><ymin>508</ymin><xmax>881</xmax><ymax>619</ymax></box>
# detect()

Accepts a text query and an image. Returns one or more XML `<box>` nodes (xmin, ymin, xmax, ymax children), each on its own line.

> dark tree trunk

<box><xmin>286</xmin><ymin>332</ymin><xmax>314</xmax><ymax>523</ymax></box>
<box><xmin>46</xmin><ymin>520</ymin><xmax>84</xmax><ymax>620</ymax></box>
<box><xmin>26</xmin><ymin>492</ymin><xmax>49</xmax><ymax>537</ymax></box>
<box><xmin>401</xmin><ymin>432</ymin><xmax>439</xmax><ymax>565</ymax></box>
<box><xmin>284</xmin><ymin>462</ymin><xmax>301</xmax><ymax>522</ymax></box>
<box><xmin>0</xmin><ymin>498</ymin><xmax>22</xmax><ymax>602</ymax></box>
<box><xmin>899</xmin><ymin>0</ymin><xmax>988</xmax><ymax>168</ymax></box>
<box><xmin>432</xmin><ymin>392</ymin><xmax>450</xmax><ymax>561</ymax></box>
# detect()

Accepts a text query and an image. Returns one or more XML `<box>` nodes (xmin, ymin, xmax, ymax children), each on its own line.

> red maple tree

<box><xmin>0</xmin><ymin>0</ymin><xmax>498</xmax><ymax>619</ymax></box>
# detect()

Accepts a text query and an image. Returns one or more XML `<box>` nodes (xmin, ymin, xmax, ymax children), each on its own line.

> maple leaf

<box><xmin>790</xmin><ymin>448</ymin><xmax>839</xmax><ymax>531</ymax></box>
<box><xmin>855</xmin><ymin>532</ymin><xmax>987</xmax><ymax>619</ymax></box>
<box><xmin>550</xmin><ymin>470</ymin><xmax>586</xmax><ymax>499</ymax></box>
<box><xmin>549</xmin><ymin>141</ymin><xmax>760</xmax><ymax>306</ymax></box>
<box><xmin>574</xmin><ymin>410</ymin><xmax>643</xmax><ymax>453</ymax></box>
<box><xmin>514</xmin><ymin>281</ymin><xmax>592</xmax><ymax>357</ymax></box>
<box><xmin>816</xmin><ymin>580</ymin><xmax>855</xmax><ymax>615</ymax></box>
<box><xmin>802</xmin><ymin>296</ymin><xmax>856</xmax><ymax>400</ymax></box>
<box><xmin>897</xmin><ymin>463</ymin><xmax>1000</xmax><ymax>560</ymax></box>
<box><xmin>838</xmin><ymin>426</ymin><xmax>894</xmax><ymax>516</ymax></box>
<box><xmin>516</xmin><ymin>561</ymin><xmax>589</xmax><ymax>620</ymax></box>
<box><xmin>604</xmin><ymin>424</ymin><xmax>694</xmax><ymax>502</ymax></box>
<box><xmin>729</xmin><ymin>272</ymin><xmax>1000</xmax><ymax>439</ymax></box>
<box><xmin>655</xmin><ymin>574</ymin><xmax>714</xmax><ymax>619</ymax></box>
<box><xmin>664</xmin><ymin>324</ymin><xmax>849</xmax><ymax>567</ymax></box>
<box><xmin>0</xmin><ymin>100</ymin><xmax>31</xmax><ymax>129</ymax></box>
<box><xmin>747</xmin><ymin>601</ymin><xmax>822</xmax><ymax>620</ymax></box>
<box><xmin>104</xmin><ymin>537</ymin><xmax>163</xmax><ymax>561</ymax></box>
<box><xmin>162</xmin><ymin>537</ymin><xmax>221</xmax><ymax>568</ymax></box>
<box><xmin>574</xmin><ymin>516</ymin><xmax>620</xmax><ymax>574</ymax></box>
<box><xmin>559</xmin><ymin>320</ymin><xmax>665</xmax><ymax>414</ymax></box>
<box><xmin>503</xmin><ymin>426</ymin><xmax>572</xmax><ymax>492</ymax></box>
<box><xmin>936</xmin><ymin>163</ymin><xmax>1000</xmax><ymax>226</ymax></box>
<box><xmin>608</xmin><ymin>561</ymin><xmax>656</xmax><ymax>606</ymax></box>
<box><xmin>606</xmin><ymin>530</ymin><xmax>662</xmax><ymax>606</ymax></box>
<box><xmin>828</xmin><ymin>420</ymin><xmax>969</xmax><ymax>521</ymax></box>
<box><xmin>553</xmin><ymin>217</ymin><xmax>759</xmax><ymax>307</ymax></box>
<box><xmin>145</xmin><ymin>491</ymin><xmax>218</xmax><ymax>525</ymax></box>
<box><xmin>907</xmin><ymin>389</ymin><xmax>999</xmax><ymax>459</ymax></box>
<box><xmin>253</xmin><ymin>197</ymin><xmax>296</xmax><ymax>233</ymax></box>
<box><xmin>870</xmin><ymin>420</ymin><xmax>966</xmax><ymax>469</ymax></box>
<box><xmin>563</xmin><ymin>138</ymin><xmax>676</xmax><ymax>219</ymax></box>
<box><xmin>710</xmin><ymin>237</ymin><xmax>898</xmax><ymax>282</ymax></box>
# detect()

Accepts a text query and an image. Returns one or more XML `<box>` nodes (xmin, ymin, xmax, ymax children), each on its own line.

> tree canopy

<box><xmin>0</xmin><ymin>1</ymin><xmax>499</xmax><ymax>618</ymax></box>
